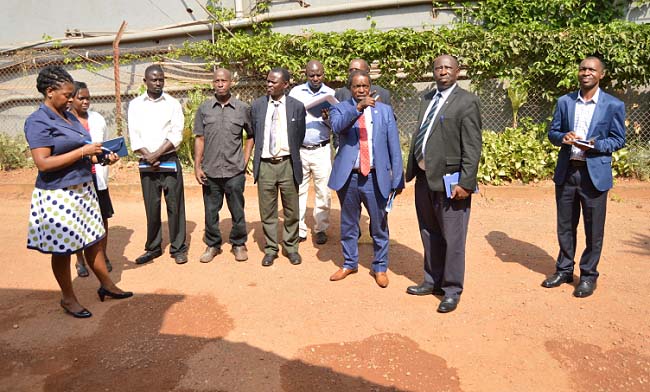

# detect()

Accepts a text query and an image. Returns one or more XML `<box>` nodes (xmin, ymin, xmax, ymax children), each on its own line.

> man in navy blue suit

<box><xmin>327</xmin><ymin>70</ymin><xmax>404</xmax><ymax>288</ymax></box>
<box><xmin>542</xmin><ymin>56</ymin><xmax>626</xmax><ymax>298</ymax></box>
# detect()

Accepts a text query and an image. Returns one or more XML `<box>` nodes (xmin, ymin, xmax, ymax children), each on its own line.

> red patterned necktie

<box><xmin>358</xmin><ymin>112</ymin><xmax>370</xmax><ymax>176</ymax></box>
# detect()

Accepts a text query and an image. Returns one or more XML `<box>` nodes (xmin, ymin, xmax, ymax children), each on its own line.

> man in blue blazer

<box><xmin>543</xmin><ymin>56</ymin><xmax>626</xmax><ymax>298</ymax></box>
<box><xmin>327</xmin><ymin>70</ymin><xmax>404</xmax><ymax>288</ymax></box>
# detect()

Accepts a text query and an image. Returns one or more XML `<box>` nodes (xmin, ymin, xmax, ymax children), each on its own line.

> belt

<box><xmin>261</xmin><ymin>155</ymin><xmax>290</xmax><ymax>164</ymax></box>
<box><xmin>570</xmin><ymin>160</ymin><xmax>586</xmax><ymax>167</ymax></box>
<box><xmin>351</xmin><ymin>167</ymin><xmax>375</xmax><ymax>175</ymax></box>
<box><xmin>301</xmin><ymin>140</ymin><xmax>330</xmax><ymax>150</ymax></box>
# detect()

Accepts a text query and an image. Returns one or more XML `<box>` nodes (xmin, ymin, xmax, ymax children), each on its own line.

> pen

<box><xmin>84</xmin><ymin>140</ymin><xmax>113</xmax><ymax>154</ymax></box>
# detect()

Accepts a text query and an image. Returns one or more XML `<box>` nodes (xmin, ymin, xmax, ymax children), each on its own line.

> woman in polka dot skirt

<box><xmin>24</xmin><ymin>65</ymin><xmax>132</xmax><ymax>318</ymax></box>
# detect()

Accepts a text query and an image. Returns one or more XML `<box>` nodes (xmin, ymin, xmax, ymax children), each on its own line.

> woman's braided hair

<box><xmin>36</xmin><ymin>65</ymin><xmax>73</xmax><ymax>96</ymax></box>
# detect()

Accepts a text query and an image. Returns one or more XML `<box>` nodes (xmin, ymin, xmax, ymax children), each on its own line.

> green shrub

<box><xmin>179</xmin><ymin>87</ymin><xmax>209</xmax><ymax>167</ymax></box>
<box><xmin>479</xmin><ymin>119</ymin><xmax>557</xmax><ymax>185</ymax></box>
<box><xmin>612</xmin><ymin>148</ymin><xmax>633</xmax><ymax>178</ymax></box>
<box><xmin>627</xmin><ymin>145</ymin><xmax>650</xmax><ymax>180</ymax></box>
<box><xmin>0</xmin><ymin>133</ymin><xmax>32</xmax><ymax>170</ymax></box>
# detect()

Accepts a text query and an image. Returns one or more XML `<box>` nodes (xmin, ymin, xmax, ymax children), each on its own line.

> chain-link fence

<box><xmin>2</xmin><ymin>47</ymin><xmax>650</xmax><ymax>146</ymax></box>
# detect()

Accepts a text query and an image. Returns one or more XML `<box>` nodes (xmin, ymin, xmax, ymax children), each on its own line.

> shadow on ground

<box><xmin>0</xmin><ymin>288</ymin><xmax>459</xmax><ymax>392</ymax></box>
<box><xmin>485</xmin><ymin>230</ymin><xmax>556</xmax><ymax>276</ymax></box>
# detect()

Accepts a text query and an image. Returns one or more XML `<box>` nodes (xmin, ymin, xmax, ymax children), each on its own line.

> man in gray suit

<box><xmin>248</xmin><ymin>68</ymin><xmax>307</xmax><ymax>267</ymax></box>
<box><xmin>404</xmin><ymin>55</ymin><xmax>482</xmax><ymax>313</ymax></box>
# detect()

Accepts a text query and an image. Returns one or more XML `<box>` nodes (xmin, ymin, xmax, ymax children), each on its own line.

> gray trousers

<box><xmin>257</xmin><ymin>160</ymin><xmax>300</xmax><ymax>255</ymax></box>
<box><xmin>414</xmin><ymin>172</ymin><xmax>471</xmax><ymax>299</ymax></box>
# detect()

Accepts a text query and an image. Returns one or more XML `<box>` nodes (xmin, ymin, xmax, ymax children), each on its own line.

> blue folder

<box><xmin>101</xmin><ymin>137</ymin><xmax>128</xmax><ymax>157</ymax></box>
<box><xmin>138</xmin><ymin>161</ymin><xmax>177</xmax><ymax>172</ymax></box>
<box><xmin>443</xmin><ymin>172</ymin><xmax>479</xmax><ymax>198</ymax></box>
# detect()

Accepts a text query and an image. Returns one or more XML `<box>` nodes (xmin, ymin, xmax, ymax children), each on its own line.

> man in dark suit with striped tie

<box><xmin>404</xmin><ymin>55</ymin><xmax>482</xmax><ymax>313</ymax></box>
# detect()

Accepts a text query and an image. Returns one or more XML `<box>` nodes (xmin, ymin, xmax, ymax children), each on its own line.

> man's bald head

<box><xmin>213</xmin><ymin>68</ymin><xmax>233</xmax><ymax>100</ymax></box>
<box><xmin>214</xmin><ymin>68</ymin><xmax>232</xmax><ymax>81</ymax></box>
<box><xmin>348</xmin><ymin>59</ymin><xmax>370</xmax><ymax>74</ymax></box>
<box><xmin>306</xmin><ymin>60</ymin><xmax>325</xmax><ymax>92</ymax></box>
<box><xmin>433</xmin><ymin>55</ymin><xmax>459</xmax><ymax>69</ymax></box>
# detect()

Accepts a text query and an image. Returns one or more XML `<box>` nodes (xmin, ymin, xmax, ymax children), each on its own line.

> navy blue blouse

<box><xmin>24</xmin><ymin>104</ymin><xmax>93</xmax><ymax>190</ymax></box>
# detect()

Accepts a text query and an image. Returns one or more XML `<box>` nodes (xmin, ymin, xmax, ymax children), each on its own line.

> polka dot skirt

<box><xmin>27</xmin><ymin>182</ymin><xmax>105</xmax><ymax>255</ymax></box>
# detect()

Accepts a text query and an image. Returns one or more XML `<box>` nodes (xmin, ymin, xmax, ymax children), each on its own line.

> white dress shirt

<box><xmin>418</xmin><ymin>83</ymin><xmax>456</xmax><ymax>170</ymax></box>
<box><xmin>288</xmin><ymin>82</ymin><xmax>335</xmax><ymax>145</ymax></box>
<box><xmin>354</xmin><ymin>106</ymin><xmax>374</xmax><ymax>169</ymax></box>
<box><xmin>261</xmin><ymin>95</ymin><xmax>290</xmax><ymax>158</ymax></box>
<box><xmin>127</xmin><ymin>92</ymin><xmax>184</xmax><ymax>153</ymax></box>
<box><xmin>571</xmin><ymin>88</ymin><xmax>600</xmax><ymax>161</ymax></box>
<box><xmin>87</xmin><ymin>110</ymin><xmax>109</xmax><ymax>190</ymax></box>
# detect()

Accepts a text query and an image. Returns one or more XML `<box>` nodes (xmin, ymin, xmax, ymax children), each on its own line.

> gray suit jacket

<box><xmin>405</xmin><ymin>86</ymin><xmax>482</xmax><ymax>192</ymax></box>
<box><xmin>250</xmin><ymin>95</ymin><xmax>306</xmax><ymax>185</ymax></box>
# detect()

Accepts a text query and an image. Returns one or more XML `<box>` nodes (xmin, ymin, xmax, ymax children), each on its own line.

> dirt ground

<box><xmin>0</xmin><ymin>162</ymin><xmax>649</xmax><ymax>392</ymax></box>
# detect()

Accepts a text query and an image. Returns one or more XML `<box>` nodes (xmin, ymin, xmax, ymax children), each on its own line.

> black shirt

<box><xmin>194</xmin><ymin>97</ymin><xmax>252</xmax><ymax>178</ymax></box>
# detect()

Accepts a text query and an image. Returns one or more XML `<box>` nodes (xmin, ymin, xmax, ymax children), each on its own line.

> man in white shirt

<box><xmin>128</xmin><ymin>64</ymin><xmax>188</xmax><ymax>265</ymax></box>
<box><xmin>289</xmin><ymin>60</ymin><xmax>335</xmax><ymax>245</ymax></box>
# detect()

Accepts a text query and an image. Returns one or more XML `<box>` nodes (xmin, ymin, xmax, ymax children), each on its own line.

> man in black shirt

<box><xmin>194</xmin><ymin>68</ymin><xmax>253</xmax><ymax>263</ymax></box>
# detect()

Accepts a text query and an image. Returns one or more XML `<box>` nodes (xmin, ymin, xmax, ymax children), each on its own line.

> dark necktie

<box><xmin>358</xmin><ymin>112</ymin><xmax>370</xmax><ymax>176</ymax></box>
<box><xmin>413</xmin><ymin>92</ymin><xmax>442</xmax><ymax>163</ymax></box>
<box><xmin>269</xmin><ymin>102</ymin><xmax>280</xmax><ymax>156</ymax></box>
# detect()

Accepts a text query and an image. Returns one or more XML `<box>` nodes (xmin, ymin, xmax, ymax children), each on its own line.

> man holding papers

<box><xmin>289</xmin><ymin>60</ymin><xmax>336</xmax><ymax>245</ymax></box>
<box><xmin>543</xmin><ymin>56</ymin><xmax>626</xmax><ymax>298</ymax></box>
<box><xmin>405</xmin><ymin>55</ymin><xmax>482</xmax><ymax>313</ymax></box>
<box><xmin>127</xmin><ymin>64</ymin><xmax>188</xmax><ymax>265</ymax></box>
<box><xmin>328</xmin><ymin>70</ymin><xmax>403</xmax><ymax>288</ymax></box>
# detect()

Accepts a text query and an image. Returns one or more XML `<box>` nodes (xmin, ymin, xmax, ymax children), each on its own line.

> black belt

<box><xmin>261</xmin><ymin>155</ymin><xmax>290</xmax><ymax>164</ymax></box>
<box><xmin>570</xmin><ymin>160</ymin><xmax>586</xmax><ymax>167</ymax></box>
<box><xmin>351</xmin><ymin>167</ymin><xmax>375</xmax><ymax>175</ymax></box>
<box><xmin>301</xmin><ymin>140</ymin><xmax>330</xmax><ymax>150</ymax></box>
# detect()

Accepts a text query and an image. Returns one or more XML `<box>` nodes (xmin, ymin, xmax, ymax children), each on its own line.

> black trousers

<box><xmin>139</xmin><ymin>158</ymin><xmax>187</xmax><ymax>256</ymax></box>
<box><xmin>202</xmin><ymin>172</ymin><xmax>247</xmax><ymax>248</ymax></box>
<box><xmin>554</xmin><ymin>164</ymin><xmax>608</xmax><ymax>281</ymax></box>
<box><xmin>414</xmin><ymin>172</ymin><xmax>471</xmax><ymax>299</ymax></box>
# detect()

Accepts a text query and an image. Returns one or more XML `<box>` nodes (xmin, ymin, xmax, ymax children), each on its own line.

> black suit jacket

<box><xmin>405</xmin><ymin>86</ymin><xmax>482</xmax><ymax>192</ymax></box>
<box><xmin>250</xmin><ymin>95</ymin><xmax>306</xmax><ymax>185</ymax></box>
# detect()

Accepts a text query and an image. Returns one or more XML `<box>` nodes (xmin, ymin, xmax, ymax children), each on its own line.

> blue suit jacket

<box><xmin>548</xmin><ymin>89</ymin><xmax>626</xmax><ymax>192</ymax></box>
<box><xmin>328</xmin><ymin>99</ymin><xmax>404</xmax><ymax>198</ymax></box>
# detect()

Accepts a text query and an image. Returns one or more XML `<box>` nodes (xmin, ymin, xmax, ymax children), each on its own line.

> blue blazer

<box><xmin>548</xmin><ymin>90</ymin><xmax>626</xmax><ymax>192</ymax></box>
<box><xmin>328</xmin><ymin>99</ymin><xmax>404</xmax><ymax>198</ymax></box>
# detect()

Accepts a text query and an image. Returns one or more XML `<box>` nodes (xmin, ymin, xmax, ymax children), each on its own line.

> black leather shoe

<box><xmin>97</xmin><ymin>286</ymin><xmax>134</xmax><ymax>302</ymax></box>
<box><xmin>262</xmin><ymin>253</ymin><xmax>278</xmax><ymax>267</ymax></box>
<box><xmin>60</xmin><ymin>300</ymin><xmax>92</xmax><ymax>318</ymax></box>
<box><xmin>541</xmin><ymin>272</ymin><xmax>574</xmax><ymax>288</ymax></box>
<box><xmin>315</xmin><ymin>231</ymin><xmax>328</xmax><ymax>245</ymax></box>
<box><xmin>406</xmin><ymin>283</ymin><xmax>444</xmax><ymax>296</ymax></box>
<box><xmin>173</xmin><ymin>252</ymin><xmax>188</xmax><ymax>265</ymax></box>
<box><xmin>437</xmin><ymin>297</ymin><xmax>459</xmax><ymax>313</ymax></box>
<box><xmin>282</xmin><ymin>248</ymin><xmax>302</xmax><ymax>265</ymax></box>
<box><xmin>287</xmin><ymin>252</ymin><xmax>302</xmax><ymax>265</ymax></box>
<box><xmin>299</xmin><ymin>236</ymin><xmax>307</xmax><ymax>243</ymax></box>
<box><xmin>135</xmin><ymin>250</ymin><xmax>162</xmax><ymax>265</ymax></box>
<box><xmin>105</xmin><ymin>258</ymin><xmax>113</xmax><ymax>272</ymax></box>
<box><xmin>573</xmin><ymin>280</ymin><xmax>597</xmax><ymax>298</ymax></box>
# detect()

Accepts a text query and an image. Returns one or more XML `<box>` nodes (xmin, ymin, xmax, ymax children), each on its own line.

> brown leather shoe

<box><xmin>329</xmin><ymin>268</ymin><xmax>358</xmax><ymax>281</ymax></box>
<box><xmin>231</xmin><ymin>245</ymin><xmax>248</xmax><ymax>261</ymax></box>
<box><xmin>373</xmin><ymin>272</ymin><xmax>389</xmax><ymax>288</ymax></box>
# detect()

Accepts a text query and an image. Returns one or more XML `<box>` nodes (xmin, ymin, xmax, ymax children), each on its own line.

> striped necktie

<box><xmin>269</xmin><ymin>102</ymin><xmax>280</xmax><ymax>156</ymax></box>
<box><xmin>413</xmin><ymin>92</ymin><xmax>442</xmax><ymax>163</ymax></box>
